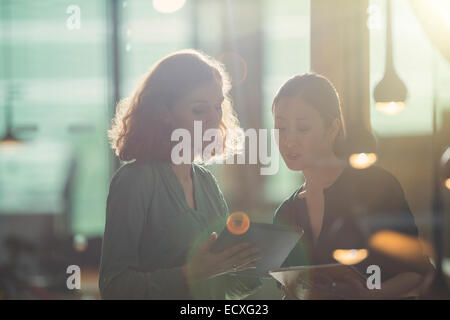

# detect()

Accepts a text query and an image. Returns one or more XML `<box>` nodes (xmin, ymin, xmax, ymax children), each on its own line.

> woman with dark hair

<box><xmin>272</xmin><ymin>73</ymin><xmax>433</xmax><ymax>299</ymax></box>
<box><xmin>99</xmin><ymin>49</ymin><xmax>262</xmax><ymax>299</ymax></box>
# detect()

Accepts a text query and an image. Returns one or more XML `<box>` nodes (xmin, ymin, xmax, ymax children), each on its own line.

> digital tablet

<box><xmin>210</xmin><ymin>223</ymin><xmax>303</xmax><ymax>278</ymax></box>
<box><xmin>269</xmin><ymin>263</ymin><xmax>368</xmax><ymax>299</ymax></box>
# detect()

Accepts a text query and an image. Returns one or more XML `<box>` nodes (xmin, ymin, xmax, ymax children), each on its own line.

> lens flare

<box><xmin>369</xmin><ymin>230</ymin><xmax>434</xmax><ymax>262</ymax></box>
<box><xmin>349</xmin><ymin>153</ymin><xmax>377</xmax><ymax>169</ymax></box>
<box><xmin>226</xmin><ymin>212</ymin><xmax>250</xmax><ymax>235</ymax></box>
<box><xmin>333</xmin><ymin>249</ymin><xmax>369</xmax><ymax>265</ymax></box>
<box><xmin>445</xmin><ymin>178</ymin><xmax>450</xmax><ymax>190</ymax></box>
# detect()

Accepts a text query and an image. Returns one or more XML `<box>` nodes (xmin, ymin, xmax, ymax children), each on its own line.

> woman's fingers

<box><xmin>217</xmin><ymin>242</ymin><xmax>252</xmax><ymax>259</ymax></box>
<box><xmin>208</xmin><ymin>242</ymin><xmax>263</xmax><ymax>277</ymax></box>
<box><xmin>199</xmin><ymin>232</ymin><xmax>218</xmax><ymax>252</ymax></box>
<box><xmin>219</xmin><ymin>251</ymin><xmax>262</xmax><ymax>274</ymax></box>
<box><xmin>213</xmin><ymin>262</ymin><xmax>255</xmax><ymax>276</ymax></box>
<box><xmin>234</xmin><ymin>261</ymin><xmax>258</xmax><ymax>271</ymax></box>
<box><xmin>225</xmin><ymin>261</ymin><xmax>257</xmax><ymax>273</ymax></box>
<box><xmin>228</xmin><ymin>252</ymin><xmax>262</xmax><ymax>270</ymax></box>
<box><xmin>233</xmin><ymin>246</ymin><xmax>261</xmax><ymax>261</ymax></box>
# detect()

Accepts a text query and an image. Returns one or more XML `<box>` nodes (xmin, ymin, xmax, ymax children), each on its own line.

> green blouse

<box><xmin>98</xmin><ymin>159</ymin><xmax>262</xmax><ymax>299</ymax></box>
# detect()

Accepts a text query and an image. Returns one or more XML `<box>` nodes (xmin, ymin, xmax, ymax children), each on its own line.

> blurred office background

<box><xmin>0</xmin><ymin>0</ymin><xmax>449</xmax><ymax>299</ymax></box>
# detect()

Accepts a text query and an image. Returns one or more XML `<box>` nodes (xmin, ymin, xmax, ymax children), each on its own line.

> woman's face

<box><xmin>273</xmin><ymin>95</ymin><xmax>337</xmax><ymax>171</ymax></box>
<box><xmin>168</xmin><ymin>79</ymin><xmax>224</xmax><ymax>156</ymax></box>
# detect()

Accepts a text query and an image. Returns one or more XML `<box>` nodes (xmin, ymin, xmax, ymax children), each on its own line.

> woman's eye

<box><xmin>193</xmin><ymin>107</ymin><xmax>206</xmax><ymax>115</ymax></box>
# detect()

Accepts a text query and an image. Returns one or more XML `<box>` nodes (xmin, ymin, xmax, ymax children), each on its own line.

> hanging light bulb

<box><xmin>345</xmin><ymin>126</ymin><xmax>378</xmax><ymax>169</ymax></box>
<box><xmin>375</xmin><ymin>101</ymin><xmax>405</xmax><ymax>116</ymax></box>
<box><xmin>373</xmin><ymin>0</ymin><xmax>408</xmax><ymax>116</ymax></box>
<box><xmin>153</xmin><ymin>0</ymin><xmax>186</xmax><ymax>14</ymax></box>
<box><xmin>349</xmin><ymin>153</ymin><xmax>378</xmax><ymax>170</ymax></box>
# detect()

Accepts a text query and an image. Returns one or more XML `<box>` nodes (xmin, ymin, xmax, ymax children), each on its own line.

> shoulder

<box><xmin>346</xmin><ymin>165</ymin><xmax>404</xmax><ymax>195</ymax></box>
<box><xmin>362</xmin><ymin>165</ymin><xmax>400</xmax><ymax>184</ymax></box>
<box><xmin>109</xmin><ymin>160</ymin><xmax>157</xmax><ymax>191</ymax></box>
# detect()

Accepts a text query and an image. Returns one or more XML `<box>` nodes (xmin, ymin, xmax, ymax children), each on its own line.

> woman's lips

<box><xmin>284</xmin><ymin>153</ymin><xmax>302</xmax><ymax>161</ymax></box>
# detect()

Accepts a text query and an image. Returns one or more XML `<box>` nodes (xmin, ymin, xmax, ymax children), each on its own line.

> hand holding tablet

<box><xmin>269</xmin><ymin>263</ymin><xmax>368</xmax><ymax>299</ymax></box>
<box><xmin>210</xmin><ymin>221</ymin><xmax>303</xmax><ymax>278</ymax></box>
<box><xmin>182</xmin><ymin>232</ymin><xmax>263</xmax><ymax>283</ymax></box>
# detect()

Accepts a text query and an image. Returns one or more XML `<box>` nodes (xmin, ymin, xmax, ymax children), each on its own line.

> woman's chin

<box><xmin>283</xmin><ymin>159</ymin><xmax>306</xmax><ymax>171</ymax></box>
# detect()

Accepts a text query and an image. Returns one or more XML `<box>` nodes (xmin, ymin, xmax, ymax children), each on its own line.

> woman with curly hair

<box><xmin>99</xmin><ymin>49</ymin><xmax>262</xmax><ymax>299</ymax></box>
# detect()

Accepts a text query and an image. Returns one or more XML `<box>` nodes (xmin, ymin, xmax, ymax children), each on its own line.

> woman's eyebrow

<box><xmin>189</xmin><ymin>97</ymin><xmax>224</xmax><ymax>105</ymax></box>
<box><xmin>189</xmin><ymin>99</ymin><xmax>209</xmax><ymax>104</ymax></box>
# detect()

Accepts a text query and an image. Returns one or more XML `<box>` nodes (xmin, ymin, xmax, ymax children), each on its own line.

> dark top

<box><xmin>273</xmin><ymin>165</ymin><xmax>433</xmax><ymax>283</ymax></box>
<box><xmin>99</xmin><ymin>160</ymin><xmax>262</xmax><ymax>299</ymax></box>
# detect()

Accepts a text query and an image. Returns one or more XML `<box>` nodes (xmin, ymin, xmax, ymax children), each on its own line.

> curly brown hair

<box><xmin>108</xmin><ymin>49</ymin><xmax>242</xmax><ymax>164</ymax></box>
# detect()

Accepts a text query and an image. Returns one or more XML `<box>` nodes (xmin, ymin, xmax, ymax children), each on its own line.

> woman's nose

<box><xmin>207</xmin><ymin>106</ymin><xmax>222</xmax><ymax>129</ymax></box>
<box><xmin>282</xmin><ymin>131</ymin><xmax>298</xmax><ymax>148</ymax></box>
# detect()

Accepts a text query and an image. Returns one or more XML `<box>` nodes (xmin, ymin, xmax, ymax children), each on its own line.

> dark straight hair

<box><xmin>272</xmin><ymin>73</ymin><xmax>347</xmax><ymax>158</ymax></box>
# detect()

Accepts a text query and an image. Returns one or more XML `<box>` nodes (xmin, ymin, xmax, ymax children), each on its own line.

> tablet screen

<box><xmin>211</xmin><ymin>223</ymin><xmax>303</xmax><ymax>278</ymax></box>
